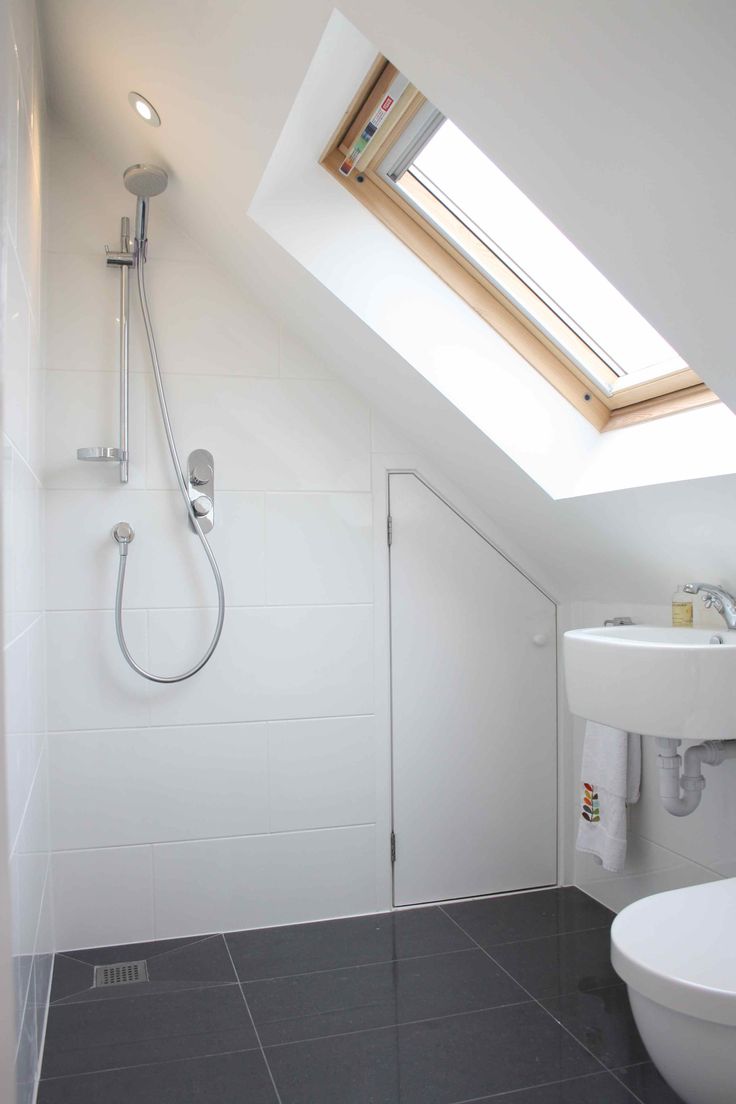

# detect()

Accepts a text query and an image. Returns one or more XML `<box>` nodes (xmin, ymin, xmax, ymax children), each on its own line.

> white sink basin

<box><xmin>564</xmin><ymin>625</ymin><xmax>736</xmax><ymax>740</ymax></box>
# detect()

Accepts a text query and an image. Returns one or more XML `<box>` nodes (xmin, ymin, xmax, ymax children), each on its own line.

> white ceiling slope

<box><xmin>38</xmin><ymin>0</ymin><xmax>736</xmax><ymax>602</ymax></box>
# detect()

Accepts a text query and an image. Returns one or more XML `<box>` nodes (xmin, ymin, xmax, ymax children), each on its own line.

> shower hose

<box><xmin>113</xmin><ymin>252</ymin><xmax>226</xmax><ymax>682</ymax></box>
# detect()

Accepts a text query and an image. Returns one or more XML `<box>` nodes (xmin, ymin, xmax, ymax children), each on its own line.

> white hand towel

<box><xmin>576</xmin><ymin>721</ymin><xmax>641</xmax><ymax>873</ymax></box>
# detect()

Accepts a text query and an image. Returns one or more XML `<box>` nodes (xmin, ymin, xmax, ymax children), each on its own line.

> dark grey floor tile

<box><xmin>49</xmin><ymin>956</ymin><xmax>91</xmax><ymax>1004</ymax></box>
<box><xmin>266</xmin><ymin>1002</ymin><xmax>600</xmax><ymax>1104</ymax></box>
<box><xmin>467</xmin><ymin>1071</ymin><xmax>638</xmax><ymax>1102</ymax></box>
<box><xmin>490</xmin><ymin>926</ymin><xmax>618</xmax><ymax>998</ymax></box>
<box><xmin>37</xmin><ymin>1050</ymin><xmax>278</xmax><ymax>1104</ymax></box>
<box><xmin>57</xmin><ymin>935</ymin><xmax>200</xmax><ymax>967</ymax></box>
<box><xmin>542</xmin><ymin>984</ymin><xmax>649</xmax><ymax>1069</ymax></box>
<box><xmin>615</xmin><ymin>1061</ymin><xmax>687</xmax><ymax>1103</ymax></box>
<box><xmin>247</xmin><ymin>947</ymin><xmax>527</xmax><ymax>1045</ymax></box>
<box><xmin>226</xmin><ymin>907</ymin><xmax>473</xmax><ymax>982</ymax></box>
<box><xmin>42</xmin><ymin>983</ymin><xmax>257</xmax><ymax>1077</ymax></box>
<box><xmin>50</xmin><ymin>934</ymin><xmax>237</xmax><ymax>1004</ymax></box>
<box><xmin>444</xmin><ymin>887</ymin><xmax>614</xmax><ymax>948</ymax></box>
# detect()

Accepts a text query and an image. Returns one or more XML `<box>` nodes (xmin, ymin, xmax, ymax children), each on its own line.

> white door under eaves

<box><xmin>389</xmin><ymin>473</ymin><xmax>557</xmax><ymax>906</ymax></box>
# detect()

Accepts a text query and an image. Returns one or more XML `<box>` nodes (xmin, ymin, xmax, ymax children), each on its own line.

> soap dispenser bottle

<box><xmin>672</xmin><ymin>586</ymin><xmax>693</xmax><ymax>627</ymax></box>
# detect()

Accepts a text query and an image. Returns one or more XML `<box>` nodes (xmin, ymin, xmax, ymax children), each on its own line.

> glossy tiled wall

<box><xmin>1</xmin><ymin>0</ymin><xmax>53</xmax><ymax>1100</ymax></box>
<box><xmin>44</xmin><ymin>129</ymin><xmax>383</xmax><ymax>950</ymax></box>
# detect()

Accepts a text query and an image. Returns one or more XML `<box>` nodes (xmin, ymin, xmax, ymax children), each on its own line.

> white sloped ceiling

<box><xmin>38</xmin><ymin>0</ymin><xmax>736</xmax><ymax>602</ymax></box>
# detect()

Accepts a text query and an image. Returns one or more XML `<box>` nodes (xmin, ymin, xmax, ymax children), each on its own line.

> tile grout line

<box><xmin>38</xmin><ymin>1043</ymin><xmax>266</xmax><ymax>1084</ymax></box>
<box><xmin>437</xmin><ymin>906</ymin><xmax>643</xmax><ymax>1103</ymax></box>
<box><xmin>222</xmin><ymin>935</ymin><xmax>284</xmax><ymax>1104</ymax></box>
<box><xmin>50</xmin><ymin>822</ymin><xmax>378</xmax><ymax>856</ymax></box>
<box><xmin>50</xmin><ymin>978</ymin><xmax>241</xmax><ymax>1008</ymax></box>
<box><xmin>253</xmin><ymin>998</ymin><xmax>537</xmax><ymax>1051</ymax></box>
<box><xmin>57</xmin><ymin>936</ymin><xmax>474</xmax><ymax>987</ymax></box>
<box><xmin>444</xmin><ymin>919</ymin><xmax>615</xmax><ymax>951</ymax></box>
<box><xmin>607</xmin><ymin>1061</ymin><xmax>666</xmax><ymax>1104</ymax></box>
<box><xmin>216</xmin><ymin>943</ymin><xmax>480</xmax><ymax>986</ymax></box>
<box><xmin>448</xmin><ymin>1066</ymin><xmax>632</xmax><ymax>1103</ymax></box>
<box><xmin>47</xmin><ymin>711</ymin><xmax>375</xmax><ymax>736</ymax></box>
<box><xmin>54</xmin><ymin>932</ymin><xmax>218</xmax><ymax>971</ymax></box>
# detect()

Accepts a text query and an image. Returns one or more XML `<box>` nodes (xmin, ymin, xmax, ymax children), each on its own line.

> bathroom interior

<box><xmin>1</xmin><ymin>1</ymin><xmax>735</xmax><ymax>1102</ymax></box>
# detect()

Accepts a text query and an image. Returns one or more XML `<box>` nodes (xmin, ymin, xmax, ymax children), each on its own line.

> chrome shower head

<box><xmin>123</xmin><ymin>164</ymin><xmax>168</xmax><ymax>198</ymax></box>
<box><xmin>123</xmin><ymin>164</ymin><xmax>168</xmax><ymax>244</ymax></box>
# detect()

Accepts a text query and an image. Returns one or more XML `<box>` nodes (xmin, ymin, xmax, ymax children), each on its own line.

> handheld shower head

<box><xmin>123</xmin><ymin>164</ymin><xmax>168</xmax><ymax>244</ymax></box>
<box><xmin>123</xmin><ymin>164</ymin><xmax>168</xmax><ymax>198</ymax></box>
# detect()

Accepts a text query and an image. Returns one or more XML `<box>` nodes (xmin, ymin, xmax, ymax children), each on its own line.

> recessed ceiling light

<box><xmin>128</xmin><ymin>91</ymin><xmax>161</xmax><ymax>127</ymax></box>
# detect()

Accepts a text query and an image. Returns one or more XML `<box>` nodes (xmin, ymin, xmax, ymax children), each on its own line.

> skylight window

<box><xmin>391</xmin><ymin>116</ymin><xmax>686</xmax><ymax>388</ymax></box>
<box><xmin>323</xmin><ymin>59</ymin><xmax>714</xmax><ymax>430</ymax></box>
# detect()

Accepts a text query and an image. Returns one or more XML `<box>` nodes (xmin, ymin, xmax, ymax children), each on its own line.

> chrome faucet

<box><xmin>682</xmin><ymin>583</ymin><xmax>736</xmax><ymax>630</ymax></box>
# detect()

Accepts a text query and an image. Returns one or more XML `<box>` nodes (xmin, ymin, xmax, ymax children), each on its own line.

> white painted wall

<box><xmin>1</xmin><ymin>1</ymin><xmax>52</xmax><ymax>1101</ymax></box>
<box><xmin>565</xmin><ymin>601</ymin><xmax>736</xmax><ymax>912</ymax></box>
<box><xmin>44</xmin><ymin>129</ymin><xmax>386</xmax><ymax>949</ymax></box>
<box><xmin>250</xmin><ymin>11</ymin><xmax>736</xmax><ymax>502</ymax></box>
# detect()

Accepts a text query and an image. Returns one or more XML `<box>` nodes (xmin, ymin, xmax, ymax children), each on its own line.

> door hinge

<box><xmin>390</xmin><ymin>831</ymin><xmax>396</xmax><ymax>864</ymax></box>
<box><xmin>387</xmin><ymin>514</ymin><xmax>393</xmax><ymax>546</ymax></box>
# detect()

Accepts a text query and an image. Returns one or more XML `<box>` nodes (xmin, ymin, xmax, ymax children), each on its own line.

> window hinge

<box><xmin>387</xmin><ymin>514</ymin><xmax>393</xmax><ymax>546</ymax></box>
<box><xmin>390</xmin><ymin>831</ymin><xmax>396</xmax><ymax>864</ymax></box>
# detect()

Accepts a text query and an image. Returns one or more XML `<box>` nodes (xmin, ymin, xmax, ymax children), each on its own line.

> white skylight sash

<box><xmin>388</xmin><ymin>118</ymin><xmax>687</xmax><ymax>386</ymax></box>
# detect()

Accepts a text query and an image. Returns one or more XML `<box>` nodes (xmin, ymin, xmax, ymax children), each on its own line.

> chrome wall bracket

<box><xmin>76</xmin><ymin>216</ymin><xmax>132</xmax><ymax>482</ymax></box>
<box><xmin>187</xmin><ymin>449</ymin><xmax>215</xmax><ymax>533</ymax></box>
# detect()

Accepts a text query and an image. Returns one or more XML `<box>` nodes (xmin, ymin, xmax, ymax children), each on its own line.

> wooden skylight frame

<box><xmin>321</xmin><ymin>58</ymin><xmax>717</xmax><ymax>432</ymax></box>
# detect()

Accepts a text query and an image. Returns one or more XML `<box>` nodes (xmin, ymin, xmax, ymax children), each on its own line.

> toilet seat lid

<box><xmin>611</xmin><ymin>877</ymin><xmax>736</xmax><ymax>1026</ymax></box>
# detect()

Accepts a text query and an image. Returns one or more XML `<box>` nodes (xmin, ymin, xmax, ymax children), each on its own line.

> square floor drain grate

<box><xmin>93</xmin><ymin>960</ymin><xmax>149</xmax><ymax>988</ymax></box>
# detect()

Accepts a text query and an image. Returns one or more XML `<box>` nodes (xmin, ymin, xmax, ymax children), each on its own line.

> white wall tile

<box><xmin>268</xmin><ymin>716</ymin><xmax>375</xmax><ymax>832</ymax></box>
<box><xmin>45</xmin><ymin>254</ymin><xmax>279</xmax><ymax>379</ymax></box>
<box><xmin>52</xmin><ymin>845</ymin><xmax>154</xmax><ymax>951</ymax></box>
<box><xmin>153</xmin><ymin>825</ymin><xmax>376</xmax><ymax>939</ymax></box>
<box><xmin>50</xmin><ymin>723</ymin><xmax>269</xmax><ymax>849</ymax></box>
<box><xmin>44</xmin><ymin>370</ymin><xmax>146</xmax><ymax>488</ymax></box>
<box><xmin>8</xmin><ymin>0</ymin><xmax>32</xmax><ymax>111</ymax></box>
<box><xmin>371</xmin><ymin>414</ymin><xmax>413</xmax><ymax>455</ymax></box>
<box><xmin>44</xmin><ymin>251</ymin><xmax>142</xmax><ymax>375</ymax></box>
<box><xmin>15</xmin><ymin>95</ymin><xmax>41</xmax><ymax>310</ymax></box>
<box><xmin>146</xmin><ymin>376</ymin><xmax>371</xmax><ymax>491</ymax></box>
<box><xmin>279</xmin><ymin>329</ymin><xmax>333</xmax><ymax>379</ymax></box>
<box><xmin>11</xmin><ymin>754</ymin><xmax>50</xmax><ymax>960</ymax></box>
<box><xmin>41</xmin><ymin>132</ymin><xmax>382</xmax><ymax>957</ymax></box>
<box><xmin>3</xmin><ymin>446</ymin><xmax>43</xmax><ymax>621</ymax></box>
<box><xmin>147</xmin><ymin>605</ymin><xmax>373</xmax><ymax>726</ymax></box>
<box><xmin>27</xmin><ymin>321</ymin><xmax>43</xmax><ymax>476</ymax></box>
<box><xmin>4</xmin><ymin>619</ymin><xmax>45</xmax><ymax>848</ymax></box>
<box><xmin>581</xmin><ymin>863</ymin><xmax>722</xmax><ymax>915</ymax></box>
<box><xmin>10</xmin><ymin>751</ymin><xmax>50</xmax><ymax>1047</ymax></box>
<box><xmin>30</xmin><ymin>944</ymin><xmax>52</xmax><ymax>1075</ymax></box>
<box><xmin>265</xmin><ymin>493</ymin><xmax>372</xmax><ymax>605</ymax></box>
<box><xmin>139</xmin><ymin>259</ymin><xmax>279</xmax><ymax>377</ymax></box>
<box><xmin>1</xmin><ymin>6</ymin><xmax>49</xmax><ymax>1098</ymax></box>
<box><xmin>2</xmin><ymin>14</ymin><xmax>20</xmax><ymax>240</ymax></box>
<box><xmin>14</xmin><ymin>985</ymin><xmax>36</xmax><ymax>1104</ymax></box>
<box><xmin>46</xmin><ymin>610</ymin><xmax>151</xmax><ymax>731</ymax></box>
<box><xmin>46</xmin><ymin>489</ymin><xmax>265</xmax><ymax>610</ymax></box>
<box><xmin>3</xmin><ymin>241</ymin><xmax>30</xmax><ymax>455</ymax></box>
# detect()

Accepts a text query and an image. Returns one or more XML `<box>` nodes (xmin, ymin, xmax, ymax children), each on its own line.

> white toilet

<box><xmin>611</xmin><ymin>877</ymin><xmax>736</xmax><ymax>1104</ymax></box>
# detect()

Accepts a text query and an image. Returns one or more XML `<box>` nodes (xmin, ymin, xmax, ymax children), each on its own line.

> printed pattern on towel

<box><xmin>581</xmin><ymin>782</ymin><xmax>600</xmax><ymax>822</ymax></box>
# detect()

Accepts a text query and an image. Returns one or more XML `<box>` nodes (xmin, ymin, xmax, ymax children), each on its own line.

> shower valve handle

<box><xmin>192</xmin><ymin>495</ymin><xmax>213</xmax><ymax>518</ymax></box>
<box><xmin>190</xmin><ymin>465</ymin><xmax>212</xmax><ymax>487</ymax></box>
